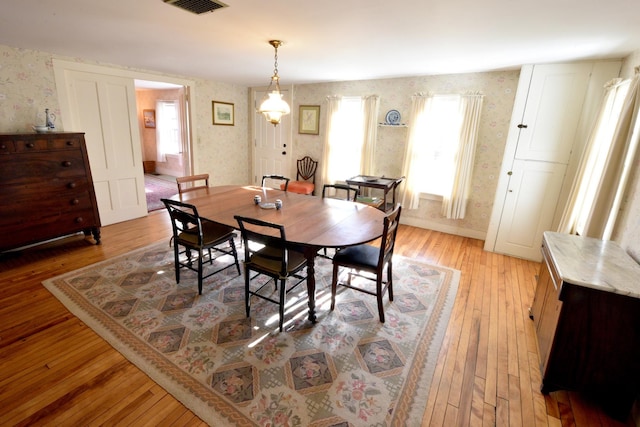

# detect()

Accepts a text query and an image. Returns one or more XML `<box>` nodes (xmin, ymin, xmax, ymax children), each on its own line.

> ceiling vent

<box><xmin>163</xmin><ymin>0</ymin><xmax>228</xmax><ymax>14</ymax></box>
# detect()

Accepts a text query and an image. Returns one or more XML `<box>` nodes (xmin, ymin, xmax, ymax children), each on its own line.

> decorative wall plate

<box><xmin>385</xmin><ymin>109</ymin><xmax>401</xmax><ymax>125</ymax></box>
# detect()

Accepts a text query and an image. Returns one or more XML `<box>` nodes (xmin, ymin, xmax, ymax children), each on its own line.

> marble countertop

<box><xmin>543</xmin><ymin>231</ymin><xmax>640</xmax><ymax>298</ymax></box>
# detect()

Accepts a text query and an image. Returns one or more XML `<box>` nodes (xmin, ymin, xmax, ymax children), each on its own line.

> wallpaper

<box><xmin>0</xmin><ymin>44</ymin><xmax>250</xmax><ymax>187</ymax></box>
<box><xmin>3</xmin><ymin>41</ymin><xmax>637</xmax><ymax>246</ymax></box>
<box><xmin>290</xmin><ymin>71</ymin><xmax>520</xmax><ymax>239</ymax></box>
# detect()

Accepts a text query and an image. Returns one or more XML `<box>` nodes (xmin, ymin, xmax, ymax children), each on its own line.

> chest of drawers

<box><xmin>530</xmin><ymin>231</ymin><xmax>640</xmax><ymax>419</ymax></box>
<box><xmin>0</xmin><ymin>132</ymin><xmax>101</xmax><ymax>252</ymax></box>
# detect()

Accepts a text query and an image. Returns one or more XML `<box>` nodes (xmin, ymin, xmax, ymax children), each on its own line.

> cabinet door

<box><xmin>514</xmin><ymin>63</ymin><xmax>592</xmax><ymax>164</ymax></box>
<box><xmin>494</xmin><ymin>159</ymin><xmax>567</xmax><ymax>260</ymax></box>
<box><xmin>534</xmin><ymin>257</ymin><xmax>562</xmax><ymax>379</ymax></box>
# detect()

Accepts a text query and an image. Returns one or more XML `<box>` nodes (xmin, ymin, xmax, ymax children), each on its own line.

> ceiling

<box><xmin>1</xmin><ymin>0</ymin><xmax>639</xmax><ymax>87</ymax></box>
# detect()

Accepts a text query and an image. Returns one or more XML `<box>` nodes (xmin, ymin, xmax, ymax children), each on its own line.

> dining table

<box><xmin>171</xmin><ymin>185</ymin><xmax>386</xmax><ymax>323</ymax></box>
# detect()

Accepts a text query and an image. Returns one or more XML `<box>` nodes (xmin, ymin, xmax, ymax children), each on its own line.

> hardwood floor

<box><xmin>0</xmin><ymin>211</ymin><xmax>635</xmax><ymax>426</ymax></box>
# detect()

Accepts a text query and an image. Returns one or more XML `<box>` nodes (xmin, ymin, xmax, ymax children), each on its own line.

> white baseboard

<box><xmin>400</xmin><ymin>216</ymin><xmax>486</xmax><ymax>241</ymax></box>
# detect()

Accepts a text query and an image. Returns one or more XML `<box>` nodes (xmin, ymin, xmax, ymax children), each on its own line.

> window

<box><xmin>325</xmin><ymin>96</ymin><xmax>365</xmax><ymax>182</ymax></box>
<box><xmin>156</xmin><ymin>100</ymin><xmax>182</xmax><ymax>161</ymax></box>
<box><xmin>408</xmin><ymin>95</ymin><xmax>464</xmax><ymax>196</ymax></box>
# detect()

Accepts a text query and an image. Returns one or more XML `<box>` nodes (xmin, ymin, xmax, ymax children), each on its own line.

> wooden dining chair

<box><xmin>330</xmin><ymin>204</ymin><xmax>402</xmax><ymax>323</ymax></box>
<box><xmin>234</xmin><ymin>215</ymin><xmax>307</xmax><ymax>332</ymax></box>
<box><xmin>320</xmin><ymin>183</ymin><xmax>361</xmax><ymax>257</ymax></box>
<box><xmin>322</xmin><ymin>183</ymin><xmax>360</xmax><ymax>201</ymax></box>
<box><xmin>162</xmin><ymin>199</ymin><xmax>240</xmax><ymax>295</ymax></box>
<box><xmin>288</xmin><ymin>156</ymin><xmax>318</xmax><ymax>195</ymax></box>
<box><xmin>176</xmin><ymin>174</ymin><xmax>209</xmax><ymax>195</ymax></box>
<box><xmin>261</xmin><ymin>174</ymin><xmax>290</xmax><ymax>191</ymax></box>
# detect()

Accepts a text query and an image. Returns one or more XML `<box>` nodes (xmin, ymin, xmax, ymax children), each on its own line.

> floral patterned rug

<box><xmin>43</xmin><ymin>241</ymin><xmax>459</xmax><ymax>426</ymax></box>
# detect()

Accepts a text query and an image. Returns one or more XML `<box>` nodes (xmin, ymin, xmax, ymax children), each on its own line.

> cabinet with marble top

<box><xmin>530</xmin><ymin>231</ymin><xmax>640</xmax><ymax>419</ymax></box>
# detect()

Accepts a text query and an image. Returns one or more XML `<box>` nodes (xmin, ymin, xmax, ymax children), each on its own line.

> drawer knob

<box><xmin>26</xmin><ymin>142</ymin><xmax>35</xmax><ymax>148</ymax></box>
<box><xmin>66</xmin><ymin>140</ymin><xmax>75</xmax><ymax>146</ymax></box>
<box><xmin>68</xmin><ymin>182</ymin><xmax>77</xmax><ymax>189</ymax></box>
<box><xmin>75</xmin><ymin>217</ymin><xmax>84</xmax><ymax>223</ymax></box>
<box><xmin>70</xmin><ymin>198</ymin><xmax>80</xmax><ymax>205</ymax></box>
<box><xmin>62</xmin><ymin>161</ymin><xmax>72</xmax><ymax>167</ymax></box>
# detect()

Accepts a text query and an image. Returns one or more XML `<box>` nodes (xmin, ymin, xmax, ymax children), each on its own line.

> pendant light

<box><xmin>258</xmin><ymin>40</ymin><xmax>291</xmax><ymax>126</ymax></box>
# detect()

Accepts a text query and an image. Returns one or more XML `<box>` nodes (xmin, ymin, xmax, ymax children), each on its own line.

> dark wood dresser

<box><xmin>530</xmin><ymin>231</ymin><xmax>640</xmax><ymax>419</ymax></box>
<box><xmin>0</xmin><ymin>132</ymin><xmax>101</xmax><ymax>252</ymax></box>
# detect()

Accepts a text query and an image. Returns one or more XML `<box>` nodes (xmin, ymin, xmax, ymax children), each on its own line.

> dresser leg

<box><xmin>92</xmin><ymin>227</ymin><xmax>101</xmax><ymax>245</ymax></box>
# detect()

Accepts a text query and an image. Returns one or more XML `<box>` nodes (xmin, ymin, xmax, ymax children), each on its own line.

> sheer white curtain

<box><xmin>320</xmin><ymin>95</ymin><xmax>378</xmax><ymax>188</ymax></box>
<box><xmin>580</xmin><ymin>71</ymin><xmax>640</xmax><ymax>239</ymax></box>
<box><xmin>441</xmin><ymin>92</ymin><xmax>484</xmax><ymax>219</ymax></box>
<box><xmin>558</xmin><ymin>78</ymin><xmax>630</xmax><ymax>235</ymax></box>
<box><xmin>401</xmin><ymin>94</ymin><xmax>432</xmax><ymax>209</ymax></box>
<box><xmin>320</xmin><ymin>96</ymin><xmax>345</xmax><ymax>187</ymax></box>
<box><xmin>361</xmin><ymin>95</ymin><xmax>380</xmax><ymax>176</ymax></box>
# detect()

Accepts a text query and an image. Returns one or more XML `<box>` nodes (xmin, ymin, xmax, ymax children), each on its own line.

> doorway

<box><xmin>135</xmin><ymin>80</ymin><xmax>191</xmax><ymax>212</ymax></box>
<box><xmin>54</xmin><ymin>59</ymin><xmax>197</xmax><ymax>224</ymax></box>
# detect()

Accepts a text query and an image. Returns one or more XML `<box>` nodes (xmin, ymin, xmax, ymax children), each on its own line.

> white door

<box><xmin>485</xmin><ymin>62</ymin><xmax>609</xmax><ymax>261</ymax></box>
<box><xmin>57</xmin><ymin>70</ymin><xmax>147</xmax><ymax>225</ymax></box>
<box><xmin>494</xmin><ymin>160</ymin><xmax>567</xmax><ymax>259</ymax></box>
<box><xmin>252</xmin><ymin>89</ymin><xmax>292</xmax><ymax>185</ymax></box>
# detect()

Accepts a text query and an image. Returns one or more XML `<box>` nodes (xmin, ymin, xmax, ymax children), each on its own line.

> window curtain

<box><xmin>578</xmin><ymin>71</ymin><xmax>640</xmax><ymax>239</ymax></box>
<box><xmin>557</xmin><ymin>78</ymin><xmax>630</xmax><ymax>235</ymax></box>
<box><xmin>401</xmin><ymin>93</ymin><xmax>433</xmax><ymax>210</ymax></box>
<box><xmin>320</xmin><ymin>95</ymin><xmax>343</xmax><ymax>188</ymax></box>
<box><xmin>360</xmin><ymin>95</ymin><xmax>380</xmax><ymax>176</ymax></box>
<box><xmin>155</xmin><ymin>100</ymin><xmax>179</xmax><ymax>163</ymax></box>
<box><xmin>441</xmin><ymin>92</ymin><xmax>484</xmax><ymax>219</ymax></box>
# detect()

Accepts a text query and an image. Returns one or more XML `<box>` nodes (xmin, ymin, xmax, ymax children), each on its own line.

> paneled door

<box><xmin>252</xmin><ymin>89</ymin><xmax>292</xmax><ymax>185</ymax></box>
<box><xmin>485</xmin><ymin>62</ymin><xmax>620</xmax><ymax>261</ymax></box>
<box><xmin>55</xmin><ymin>63</ymin><xmax>148</xmax><ymax>225</ymax></box>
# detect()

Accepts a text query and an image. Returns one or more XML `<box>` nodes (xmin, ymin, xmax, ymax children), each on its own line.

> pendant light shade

<box><xmin>258</xmin><ymin>40</ymin><xmax>290</xmax><ymax>126</ymax></box>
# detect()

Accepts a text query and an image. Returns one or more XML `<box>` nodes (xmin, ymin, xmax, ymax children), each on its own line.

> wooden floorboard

<box><xmin>0</xmin><ymin>211</ymin><xmax>636</xmax><ymax>426</ymax></box>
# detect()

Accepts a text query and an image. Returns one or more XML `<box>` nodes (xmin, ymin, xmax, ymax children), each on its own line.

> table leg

<box><xmin>303</xmin><ymin>246</ymin><xmax>318</xmax><ymax>323</ymax></box>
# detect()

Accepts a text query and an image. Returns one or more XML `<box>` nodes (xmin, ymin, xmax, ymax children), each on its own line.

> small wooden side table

<box><xmin>346</xmin><ymin>175</ymin><xmax>404</xmax><ymax>212</ymax></box>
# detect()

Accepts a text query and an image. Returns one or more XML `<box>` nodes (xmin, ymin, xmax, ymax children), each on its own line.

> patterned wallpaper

<box><xmin>0</xmin><ymin>44</ymin><xmax>250</xmax><ymax>187</ymax></box>
<box><xmin>290</xmin><ymin>72</ymin><xmax>520</xmax><ymax>239</ymax></box>
<box><xmin>3</xmin><ymin>41</ymin><xmax>638</xmax><ymax>245</ymax></box>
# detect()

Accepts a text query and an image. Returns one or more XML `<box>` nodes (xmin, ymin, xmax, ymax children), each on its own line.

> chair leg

<box><xmin>244</xmin><ymin>266</ymin><xmax>251</xmax><ymax>318</ymax></box>
<box><xmin>197</xmin><ymin>248</ymin><xmax>204</xmax><ymax>295</ymax></box>
<box><xmin>230</xmin><ymin>237</ymin><xmax>241</xmax><ymax>276</ymax></box>
<box><xmin>376</xmin><ymin>276</ymin><xmax>385</xmax><ymax>323</ymax></box>
<box><xmin>387</xmin><ymin>260</ymin><xmax>394</xmax><ymax>301</ymax></box>
<box><xmin>174</xmin><ymin>244</ymin><xmax>181</xmax><ymax>284</ymax></box>
<box><xmin>330</xmin><ymin>264</ymin><xmax>339</xmax><ymax>311</ymax></box>
<box><xmin>278</xmin><ymin>279</ymin><xmax>286</xmax><ymax>332</ymax></box>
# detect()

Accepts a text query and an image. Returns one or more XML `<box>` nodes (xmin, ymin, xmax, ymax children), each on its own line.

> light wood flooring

<box><xmin>0</xmin><ymin>211</ymin><xmax>636</xmax><ymax>426</ymax></box>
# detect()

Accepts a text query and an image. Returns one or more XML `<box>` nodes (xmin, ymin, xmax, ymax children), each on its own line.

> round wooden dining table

<box><xmin>172</xmin><ymin>185</ymin><xmax>386</xmax><ymax>322</ymax></box>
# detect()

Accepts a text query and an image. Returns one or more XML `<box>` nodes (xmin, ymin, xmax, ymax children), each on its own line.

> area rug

<box><xmin>43</xmin><ymin>242</ymin><xmax>460</xmax><ymax>426</ymax></box>
<box><xmin>145</xmin><ymin>174</ymin><xmax>178</xmax><ymax>212</ymax></box>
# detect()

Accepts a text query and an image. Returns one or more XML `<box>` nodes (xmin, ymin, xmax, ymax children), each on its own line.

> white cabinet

<box><xmin>485</xmin><ymin>61</ymin><xmax>621</xmax><ymax>261</ymax></box>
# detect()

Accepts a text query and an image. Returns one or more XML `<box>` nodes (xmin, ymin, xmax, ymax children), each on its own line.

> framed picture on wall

<box><xmin>143</xmin><ymin>109</ymin><xmax>156</xmax><ymax>128</ymax></box>
<box><xmin>212</xmin><ymin>101</ymin><xmax>234</xmax><ymax>126</ymax></box>
<box><xmin>299</xmin><ymin>105</ymin><xmax>320</xmax><ymax>135</ymax></box>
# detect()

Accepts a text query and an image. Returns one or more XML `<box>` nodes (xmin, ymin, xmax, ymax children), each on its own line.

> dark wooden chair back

<box><xmin>261</xmin><ymin>174</ymin><xmax>290</xmax><ymax>191</ymax></box>
<box><xmin>322</xmin><ymin>183</ymin><xmax>360</xmax><ymax>202</ymax></box>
